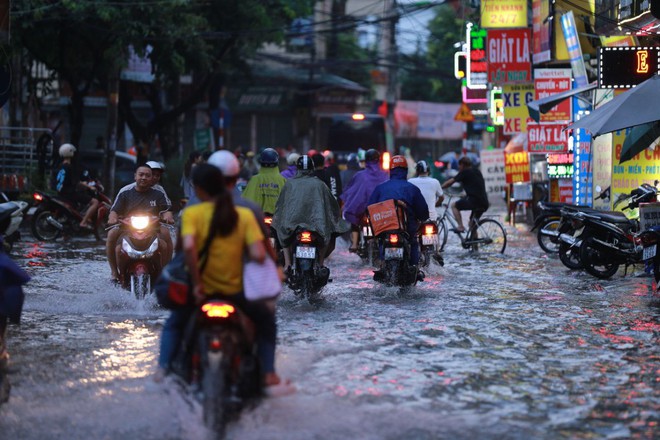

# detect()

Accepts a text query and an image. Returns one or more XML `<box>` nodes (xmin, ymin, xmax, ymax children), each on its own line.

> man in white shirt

<box><xmin>408</xmin><ymin>160</ymin><xmax>444</xmax><ymax>220</ymax></box>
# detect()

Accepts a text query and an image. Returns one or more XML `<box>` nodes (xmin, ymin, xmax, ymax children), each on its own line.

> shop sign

<box><xmin>505</xmin><ymin>151</ymin><xmax>531</xmax><ymax>183</ymax></box>
<box><xmin>547</xmin><ymin>153</ymin><xmax>574</xmax><ymax>179</ymax></box>
<box><xmin>572</xmin><ymin>128</ymin><xmax>593</xmax><ymax>206</ymax></box>
<box><xmin>527</xmin><ymin>123</ymin><xmax>568</xmax><ymax>152</ymax></box>
<box><xmin>531</xmin><ymin>0</ymin><xmax>551</xmax><ymax>64</ymax></box>
<box><xmin>502</xmin><ymin>83</ymin><xmax>534</xmax><ymax>134</ymax></box>
<box><xmin>481</xmin><ymin>149</ymin><xmax>507</xmax><ymax>196</ymax></box>
<box><xmin>639</xmin><ymin>203</ymin><xmax>660</xmax><ymax>232</ymax></box>
<box><xmin>558</xmin><ymin>179</ymin><xmax>574</xmax><ymax>203</ymax></box>
<box><xmin>480</xmin><ymin>0</ymin><xmax>528</xmax><ymax>28</ymax></box>
<box><xmin>487</xmin><ymin>29</ymin><xmax>531</xmax><ymax>84</ymax></box>
<box><xmin>598</xmin><ymin>46</ymin><xmax>660</xmax><ymax>89</ymax></box>
<box><xmin>466</xmin><ymin>23</ymin><xmax>488</xmax><ymax>89</ymax></box>
<box><xmin>560</xmin><ymin>11</ymin><xmax>589</xmax><ymax>88</ymax></box>
<box><xmin>534</xmin><ymin>69</ymin><xmax>572</xmax><ymax>123</ymax></box>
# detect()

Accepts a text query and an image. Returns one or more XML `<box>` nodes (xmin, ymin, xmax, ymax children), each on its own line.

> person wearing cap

<box><xmin>106</xmin><ymin>164</ymin><xmax>174</xmax><ymax>282</ymax></box>
<box><xmin>441</xmin><ymin>156</ymin><xmax>489</xmax><ymax>233</ymax></box>
<box><xmin>242</xmin><ymin>148</ymin><xmax>287</xmax><ymax>215</ymax></box>
<box><xmin>408</xmin><ymin>160</ymin><xmax>444</xmax><ymax>221</ymax></box>
<box><xmin>272</xmin><ymin>155</ymin><xmax>350</xmax><ymax>273</ymax></box>
<box><xmin>280</xmin><ymin>152</ymin><xmax>300</xmax><ymax>179</ymax></box>
<box><xmin>368</xmin><ymin>155</ymin><xmax>428</xmax><ymax>279</ymax></box>
<box><xmin>340</xmin><ymin>149</ymin><xmax>388</xmax><ymax>253</ymax></box>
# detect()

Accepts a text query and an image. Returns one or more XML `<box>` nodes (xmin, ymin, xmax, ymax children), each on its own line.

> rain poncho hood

<box><xmin>272</xmin><ymin>173</ymin><xmax>350</xmax><ymax>247</ymax></box>
<box><xmin>280</xmin><ymin>164</ymin><xmax>297</xmax><ymax>179</ymax></box>
<box><xmin>368</xmin><ymin>167</ymin><xmax>429</xmax><ymax>228</ymax></box>
<box><xmin>340</xmin><ymin>161</ymin><xmax>388</xmax><ymax>225</ymax></box>
<box><xmin>241</xmin><ymin>166</ymin><xmax>286</xmax><ymax>214</ymax></box>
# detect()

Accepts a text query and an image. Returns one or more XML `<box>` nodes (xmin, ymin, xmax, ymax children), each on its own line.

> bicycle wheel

<box><xmin>469</xmin><ymin>219</ymin><xmax>507</xmax><ymax>254</ymax></box>
<box><xmin>436</xmin><ymin>219</ymin><xmax>449</xmax><ymax>251</ymax></box>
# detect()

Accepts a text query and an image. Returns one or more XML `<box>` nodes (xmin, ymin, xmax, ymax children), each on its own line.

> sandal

<box><xmin>348</xmin><ymin>246</ymin><xmax>359</xmax><ymax>253</ymax></box>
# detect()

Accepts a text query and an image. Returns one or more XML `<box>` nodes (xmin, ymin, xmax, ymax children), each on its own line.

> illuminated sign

<box><xmin>598</xmin><ymin>47</ymin><xmax>660</xmax><ymax>89</ymax></box>
<box><xmin>547</xmin><ymin>153</ymin><xmax>574</xmax><ymax>179</ymax></box>
<box><xmin>490</xmin><ymin>88</ymin><xmax>504</xmax><ymax>125</ymax></box>
<box><xmin>480</xmin><ymin>0</ymin><xmax>528</xmax><ymax>28</ymax></box>
<box><xmin>466</xmin><ymin>23</ymin><xmax>488</xmax><ymax>89</ymax></box>
<box><xmin>454</xmin><ymin>52</ymin><xmax>467</xmax><ymax>79</ymax></box>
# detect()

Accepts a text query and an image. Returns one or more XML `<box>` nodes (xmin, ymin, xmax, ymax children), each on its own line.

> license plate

<box><xmin>296</xmin><ymin>246</ymin><xmax>316</xmax><ymax>259</ymax></box>
<box><xmin>643</xmin><ymin>244</ymin><xmax>657</xmax><ymax>260</ymax></box>
<box><xmin>362</xmin><ymin>226</ymin><xmax>372</xmax><ymax>238</ymax></box>
<box><xmin>422</xmin><ymin>235</ymin><xmax>436</xmax><ymax>246</ymax></box>
<box><xmin>27</xmin><ymin>206</ymin><xmax>37</xmax><ymax>215</ymax></box>
<box><xmin>384</xmin><ymin>247</ymin><xmax>404</xmax><ymax>260</ymax></box>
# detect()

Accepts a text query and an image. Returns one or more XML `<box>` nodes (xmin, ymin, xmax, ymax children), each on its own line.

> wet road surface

<box><xmin>1</xmin><ymin>219</ymin><xmax>659</xmax><ymax>440</ymax></box>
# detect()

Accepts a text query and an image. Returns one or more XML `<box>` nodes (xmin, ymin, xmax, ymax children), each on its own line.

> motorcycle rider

<box><xmin>54</xmin><ymin>143</ymin><xmax>100</xmax><ymax>229</ymax></box>
<box><xmin>340</xmin><ymin>149</ymin><xmax>388</xmax><ymax>253</ymax></box>
<box><xmin>409</xmin><ymin>160</ymin><xmax>444</xmax><ymax>221</ymax></box>
<box><xmin>322</xmin><ymin>150</ymin><xmax>343</xmax><ymax>201</ymax></box>
<box><xmin>368</xmin><ymin>155</ymin><xmax>428</xmax><ymax>279</ymax></box>
<box><xmin>106</xmin><ymin>164</ymin><xmax>174</xmax><ymax>282</ymax></box>
<box><xmin>272</xmin><ymin>155</ymin><xmax>350</xmax><ymax>273</ymax></box>
<box><xmin>242</xmin><ymin>148</ymin><xmax>286</xmax><ymax>215</ymax></box>
<box><xmin>280</xmin><ymin>152</ymin><xmax>300</xmax><ymax>179</ymax></box>
<box><xmin>441</xmin><ymin>156</ymin><xmax>489</xmax><ymax>232</ymax></box>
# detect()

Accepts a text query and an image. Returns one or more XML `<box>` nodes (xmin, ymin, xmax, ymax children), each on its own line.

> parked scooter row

<box><xmin>0</xmin><ymin>193</ymin><xmax>29</xmax><ymax>253</ymax></box>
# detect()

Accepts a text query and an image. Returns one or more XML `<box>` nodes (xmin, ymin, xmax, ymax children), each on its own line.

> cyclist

<box><xmin>242</xmin><ymin>148</ymin><xmax>286</xmax><ymax>214</ymax></box>
<box><xmin>441</xmin><ymin>156</ymin><xmax>489</xmax><ymax>233</ymax></box>
<box><xmin>408</xmin><ymin>160</ymin><xmax>444</xmax><ymax>221</ymax></box>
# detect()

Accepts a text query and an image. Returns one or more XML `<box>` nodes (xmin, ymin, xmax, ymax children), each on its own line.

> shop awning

<box><xmin>527</xmin><ymin>82</ymin><xmax>598</xmax><ymax>122</ymax></box>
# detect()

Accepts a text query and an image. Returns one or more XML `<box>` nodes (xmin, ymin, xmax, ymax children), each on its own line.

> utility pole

<box><xmin>377</xmin><ymin>0</ymin><xmax>398</xmax><ymax>153</ymax></box>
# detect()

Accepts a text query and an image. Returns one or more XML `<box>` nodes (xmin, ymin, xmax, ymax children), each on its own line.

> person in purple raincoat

<box><xmin>280</xmin><ymin>153</ymin><xmax>300</xmax><ymax>179</ymax></box>
<box><xmin>340</xmin><ymin>149</ymin><xmax>388</xmax><ymax>252</ymax></box>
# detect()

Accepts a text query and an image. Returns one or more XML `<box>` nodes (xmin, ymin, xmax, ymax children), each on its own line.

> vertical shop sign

<box><xmin>467</xmin><ymin>23</ymin><xmax>488</xmax><ymax>89</ymax></box>
<box><xmin>560</xmin><ymin>11</ymin><xmax>589</xmax><ymax>88</ymax></box>
<box><xmin>481</xmin><ymin>149</ymin><xmax>507</xmax><ymax>197</ymax></box>
<box><xmin>572</xmin><ymin>129</ymin><xmax>593</xmax><ymax>205</ymax></box>
<box><xmin>505</xmin><ymin>151</ymin><xmax>531</xmax><ymax>183</ymax></box>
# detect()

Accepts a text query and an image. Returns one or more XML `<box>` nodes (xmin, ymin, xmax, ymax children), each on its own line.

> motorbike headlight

<box><xmin>130</xmin><ymin>216</ymin><xmax>150</xmax><ymax>230</ymax></box>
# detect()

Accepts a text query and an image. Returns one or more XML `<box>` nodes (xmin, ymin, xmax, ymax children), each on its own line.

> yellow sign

<box><xmin>454</xmin><ymin>103</ymin><xmax>474</xmax><ymax>122</ymax></box>
<box><xmin>502</xmin><ymin>83</ymin><xmax>534</xmax><ymax>135</ymax></box>
<box><xmin>481</xmin><ymin>0</ymin><xmax>528</xmax><ymax>28</ymax></box>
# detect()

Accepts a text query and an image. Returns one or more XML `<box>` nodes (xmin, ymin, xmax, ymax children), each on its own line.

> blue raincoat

<box><xmin>0</xmin><ymin>251</ymin><xmax>30</xmax><ymax>324</ymax></box>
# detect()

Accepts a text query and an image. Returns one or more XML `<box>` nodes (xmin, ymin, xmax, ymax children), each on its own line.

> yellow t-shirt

<box><xmin>181</xmin><ymin>202</ymin><xmax>264</xmax><ymax>295</ymax></box>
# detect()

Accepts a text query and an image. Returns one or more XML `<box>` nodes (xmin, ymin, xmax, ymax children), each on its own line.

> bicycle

<box><xmin>435</xmin><ymin>192</ymin><xmax>507</xmax><ymax>254</ymax></box>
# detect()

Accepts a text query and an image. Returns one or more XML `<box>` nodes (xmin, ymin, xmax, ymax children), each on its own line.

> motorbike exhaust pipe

<box><xmin>558</xmin><ymin>233</ymin><xmax>582</xmax><ymax>248</ymax></box>
<box><xmin>540</xmin><ymin>228</ymin><xmax>560</xmax><ymax>238</ymax></box>
<box><xmin>46</xmin><ymin>216</ymin><xmax>64</xmax><ymax>230</ymax></box>
<box><xmin>591</xmin><ymin>237</ymin><xmax>640</xmax><ymax>255</ymax></box>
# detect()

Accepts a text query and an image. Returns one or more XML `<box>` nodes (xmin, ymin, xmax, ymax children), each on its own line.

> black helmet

<box><xmin>259</xmin><ymin>148</ymin><xmax>279</xmax><ymax>167</ymax></box>
<box><xmin>296</xmin><ymin>155</ymin><xmax>314</xmax><ymax>171</ymax></box>
<box><xmin>365</xmin><ymin>149</ymin><xmax>380</xmax><ymax>163</ymax></box>
<box><xmin>416</xmin><ymin>160</ymin><xmax>430</xmax><ymax>175</ymax></box>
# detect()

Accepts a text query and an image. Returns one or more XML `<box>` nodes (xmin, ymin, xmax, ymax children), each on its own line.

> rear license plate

<box><xmin>362</xmin><ymin>226</ymin><xmax>372</xmax><ymax>238</ymax></box>
<box><xmin>422</xmin><ymin>235</ymin><xmax>436</xmax><ymax>246</ymax></box>
<box><xmin>643</xmin><ymin>244</ymin><xmax>657</xmax><ymax>260</ymax></box>
<box><xmin>384</xmin><ymin>247</ymin><xmax>404</xmax><ymax>260</ymax></box>
<box><xmin>296</xmin><ymin>246</ymin><xmax>316</xmax><ymax>259</ymax></box>
<box><xmin>27</xmin><ymin>206</ymin><xmax>37</xmax><ymax>215</ymax></box>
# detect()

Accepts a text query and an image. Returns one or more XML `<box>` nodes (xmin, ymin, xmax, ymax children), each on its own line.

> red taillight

<box><xmin>210</xmin><ymin>338</ymin><xmax>222</xmax><ymax>350</ymax></box>
<box><xmin>388</xmin><ymin>234</ymin><xmax>399</xmax><ymax>244</ymax></box>
<box><xmin>202</xmin><ymin>303</ymin><xmax>235</xmax><ymax>318</ymax></box>
<box><xmin>424</xmin><ymin>224</ymin><xmax>437</xmax><ymax>235</ymax></box>
<box><xmin>33</xmin><ymin>192</ymin><xmax>43</xmax><ymax>201</ymax></box>
<box><xmin>300</xmin><ymin>231</ymin><xmax>312</xmax><ymax>243</ymax></box>
<box><xmin>264</xmin><ymin>216</ymin><xmax>273</xmax><ymax>225</ymax></box>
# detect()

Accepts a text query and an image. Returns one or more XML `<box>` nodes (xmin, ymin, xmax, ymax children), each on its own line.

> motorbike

<box><xmin>418</xmin><ymin>220</ymin><xmax>443</xmax><ymax>267</ymax></box>
<box><xmin>579</xmin><ymin>183</ymin><xmax>658</xmax><ymax>279</ymax></box>
<box><xmin>356</xmin><ymin>213</ymin><xmax>378</xmax><ymax>266</ymax></box>
<box><xmin>172</xmin><ymin>298</ymin><xmax>262</xmax><ymax>437</ymax></box>
<box><xmin>30</xmin><ymin>189</ymin><xmax>111</xmax><ymax>241</ymax></box>
<box><xmin>639</xmin><ymin>225</ymin><xmax>660</xmax><ymax>290</ymax></box>
<box><xmin>286</xmin><ymin>228</ymin><xmax>330</xmax><ymax>304</ymax></box>
<box><xmin>0</xmin><ymin>192</ymin><xmax>29</xmax><ymax>253</ymax></box>
<box><xmin>372</xmin><ymin>204</ymin><xmax>421</xmax><ymax>289</ymax></box>
<box><xmin>263</xmin><ymin>213</ymin><xmax>284</xmax><ymax>266</ymax></box>
<box><xmin>113</xmin><ymin>214</ymin><xmax>164</xmax><ymax>298</ymax></box>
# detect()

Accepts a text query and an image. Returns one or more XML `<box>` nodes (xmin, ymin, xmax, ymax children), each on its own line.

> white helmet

<box><xmin>59</xmin><ymin>143</ymin><xmax>76</xmax><ymax>158</ymax></box>
<box><xmin>208</xmin><ymin>150</ymin><xmax>240</xmax><ymax>177</ymax></box>
<box><xmin>286</xmin><ymin>152</ymin><xmax>301</xmax><ymax>165</ymax></box>
<box><xmin>145</xmin><ymin>160</ymin><xmax>163</xmax><ymax>171</ymax></box>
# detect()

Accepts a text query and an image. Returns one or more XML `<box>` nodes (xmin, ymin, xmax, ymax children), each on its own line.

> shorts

<box><xmin>455</xmin><ymin>197</ymin><xmax>488</xmax><ymax>215</ymax></box>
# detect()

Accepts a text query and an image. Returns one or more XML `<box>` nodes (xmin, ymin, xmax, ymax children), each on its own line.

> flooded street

<box><xmin>1</xmin><ymin>220</ymin><xmax>659</xmax><ymax>440</ymax></box>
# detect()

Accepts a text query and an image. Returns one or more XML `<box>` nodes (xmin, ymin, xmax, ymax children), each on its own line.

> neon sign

<box><xmin>598</xmin><ymin>47</ymin><xmax>660</xmax><ymax>89</ymax></box>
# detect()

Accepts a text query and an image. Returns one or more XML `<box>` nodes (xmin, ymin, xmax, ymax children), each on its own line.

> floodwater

<box><xmin>1</xmin><ymin>219</ymin><xmax>659</xmax><ymax>440</ymax></box>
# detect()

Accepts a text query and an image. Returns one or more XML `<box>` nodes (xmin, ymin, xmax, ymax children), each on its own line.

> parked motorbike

<box><xmin>113</xmin><ymin>214</ymin><xmax>164</xmax><ymax>298</ymax></box>
<box><xmin>0</xmin><ymin>193</ymin><xmax>29</xmax><ymax>253</ymax></box>
<box><xmin>418</xmin><ymin>220</ymin><xmax>443</xmax><ymax>267</ymax></box>
<box><xmin>372</xmin><ymin>204</ymin><xmax>421</xmax><ymax>290</ymax></box>
<box><xmin>556</xmin><ymin>207</ymin><xmax>590</xmax><ymax>270</ymax></box>
<box><xmin>171</xmin><ymin>298</ymin><xmax>262</xmax><ymax>437</ymax></box>
<box><xmin>639</xmin><ymin>224</ymin><xmax>660</xmax><ymax>290</ymax></box>
<box><xmin>30</xmin><ymin>189</ymin><xmax>111</xmax><ymax>241</ymax></box>
<box><xmin>579</xmin><ymin>183</ymin><xmax>658</xmax><ymax>279</ymax></box>
<box><xmin>286</xmin><ymin>228</ymin><xmax>330</xmax><ymax>304</ymax></box>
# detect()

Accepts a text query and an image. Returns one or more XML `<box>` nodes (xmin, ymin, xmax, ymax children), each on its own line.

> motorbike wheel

<box><xmin>130</xmin><ymin>273</ymin><xmax>151</xmax><ymax>299</ymax></box>
<box><xmin>558</xmin><ymin>241</ymin><xmax>583</xmax><ymax>270</ymax></box>
<box><xmin>537</xmin><ymin>219</ymin><xmax>561</xmax><ymax>253</ymax></box>
<box><xmin>202</xmin><ymin>353</ymin><xmax>229</xmax><ymax>437</ymax></box>
<box><xmin>437</xmin><ymin>220</ymin><xmax>449</xmax><ymax>251</ymax></box>
<box><xmin>31</xmin><ymin>210</ymin><xmax>62</xmax><ymax>241</ymax></box>
<box><xmin>580</xmin><ymin>237</ymin><xmax>620</xmax><ymax>279</ymax></box>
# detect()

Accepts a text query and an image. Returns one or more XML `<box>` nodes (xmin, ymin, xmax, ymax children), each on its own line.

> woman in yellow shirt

<box><xmin>158</xmin><ymin>163</ymin><xmax>282</xmax><ymax>387</ymax></box>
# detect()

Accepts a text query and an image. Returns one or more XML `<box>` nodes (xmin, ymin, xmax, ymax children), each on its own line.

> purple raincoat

<box><xmin>340</xmin><ymin>161</ymin><xmax>388</xmax><ymax>225</ymax></box>
<box><xmin>280</xmin><ymin>165</ymin><xmax>297</xmax><ymax>179</ymax></box>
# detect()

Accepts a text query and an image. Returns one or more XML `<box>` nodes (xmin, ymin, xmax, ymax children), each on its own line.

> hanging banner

<box><xmin>502</xmin><ymin>83</ymin><xmax>534</xmax><ymax>134</ymax></box>
<box><xmin>527</xmin><ymin>123</ymin><xmax>569</xmax><ymax>152</ymax></box>
<box><xmin>532</xmin><ymin>0</ymin><xmax>551</xmax><ymax>64</ymax></box>
<box><xmin>487</xmin><ymin>29</ymin><xmax>532</xmax><ymax>84</ymax></box>
<box><xmin>480</xmin><ymin>0</ymin><xmax>528</xmax><ymax>28</ymax></box>
<box><xmin>504</xmin><ymin>151</ymin><xmax>531</xmax><ymax>183</ymax></box>
<box><xmin>560</xmin><ymin>11</ymin><xmax>589</xmax><ymax>88</ymax></box>
<box><xmin>534</xmin><ymin>68</ymin><xmax>572</xmax><ymax>123</ymax></box>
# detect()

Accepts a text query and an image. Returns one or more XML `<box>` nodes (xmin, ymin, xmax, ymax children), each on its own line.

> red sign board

<box><xmin>527</xmin><ymin>123</ymin><xmax>569</xmax><ymax>153</ymax></box>
<box><xmin>487</xmin><ymin>29</ymin><xmax>532</xmax><ymax>84</ymax></box>
<box><xmin>534</xmin><ymin>69</ymin><xmax>572</xmax><ymax>123</ymax></box>
<box><xmin>504</xmin><ymin>151</ymin><xmax>531</xmax><ymax>183</ymax></box>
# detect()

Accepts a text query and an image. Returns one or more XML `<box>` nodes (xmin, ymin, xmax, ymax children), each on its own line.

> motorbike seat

<box><xmin>586</xmin><ymin>210</ymin><xmax>632</xmax><ymax>224</ymax></box>
<box><xmin>0</xmin><ymin>203</ymin><xmax>19</xmax><ymax>223</ymax></box>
